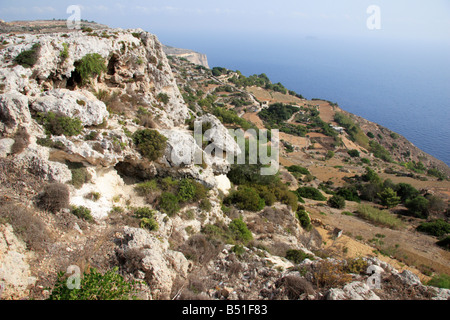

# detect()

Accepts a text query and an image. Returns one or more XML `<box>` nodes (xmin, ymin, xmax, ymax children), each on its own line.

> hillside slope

<box><xmin>0</xmin><ymin>23</ymin><xmax>448</xmax><ymax>301</ymax></box>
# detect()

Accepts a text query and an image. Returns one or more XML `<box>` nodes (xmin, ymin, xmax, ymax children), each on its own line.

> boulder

<box><xmin>326</xmin><ymin>281</ymin><xmax>380</xmax><ymax>300</ymax></box>
<box><xmin>31</xmin><ymin>89</ymin><xmax>108</xmax><ymax>126</ymax></box>
<box><xmin>0</xmin><ymin>93</ymin><xmax>31</xmax><ymax>134</ymax></box>
<box><xmin>118</xmin><ymin>227</ymin><xmax>191</xmax><ymax>299</ymax></box>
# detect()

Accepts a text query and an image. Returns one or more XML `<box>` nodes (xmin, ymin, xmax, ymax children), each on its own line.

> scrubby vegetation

<box><xmin>132</xmin><ymin>129</ymin><xmax>167</xmax><ymax>161</ymax></box>
<box><xmin>74</xmin><ymin>53</ymin><xmax>107</xmax><ymax>84</ymax></box>
<box><xmin>35</xmin><ymin>112</ymin><xmax>83</xmax><ymax>137</ymax></box>
<box><xmin>356</xmin><ymin>204</ymin><xmax>404</xmax><ymax>229</ymax></box>
<box><xmin>296</xmin><ymin>187</ymin><xmax>327</xmax><ymax>201</ymax></box>
<box><xmin>37</xmin><ymin>183</ymin><xmax>70</xmax><ymax>213</ymax></box>
<box><xmin>417</xmin><ymin>219</ymin><xmax>450</xmax><ymax>237</ymax></box>
<box><xmin>14</xmin><ymin>43</ymin><xmax>41</xmax><ymax>68</ymax></box>
<box><xmin>48</xmin><ymin>267</ymin><xmax>138</xmax><ymax>300</ymax></box>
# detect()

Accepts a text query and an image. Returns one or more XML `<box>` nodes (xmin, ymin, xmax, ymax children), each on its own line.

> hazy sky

<box><xmin>1</xmin><ymin>0</ymin><xmax>449</xmax><ymax>44</ymax></box>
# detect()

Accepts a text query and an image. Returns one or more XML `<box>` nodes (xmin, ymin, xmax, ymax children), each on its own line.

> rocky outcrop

<box><xmin>117</xmin><ymin>226</ymin><xmax>191</xmax><ymax>299</ymax></box>
<box><xmin>0</xmin><ymin>93</ymin><xmax>31</xmax><ymax>134</ymax></box>
<box><xmin>0</xmin><ymin>224</ymin><xmax>36</xmax><ymax>300</ymax></box>
<box><xmin>31</xmin><ymin>89</ymin><xmax>108</xmax><ymax>126</ymax></box>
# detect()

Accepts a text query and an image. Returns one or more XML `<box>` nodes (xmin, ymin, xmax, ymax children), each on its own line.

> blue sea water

<box><xmin>167</xmin><ymin>34</ymin><xmax>450</xmax><ymax>166</ymax></box>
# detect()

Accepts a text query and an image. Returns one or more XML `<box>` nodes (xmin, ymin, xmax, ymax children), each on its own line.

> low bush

<box><xmin>159</xmin><ymin>192</ymin><xmax>180</xmax><ymax>216</ymax></box>
<box><xmin>347</xmin><ymin>149</ymin><xmax>360</xmax><ymax>158</ymax></box>
<box><xmin>132</xmin><ymin>129</ymin><xmax>167</xmax><ymax>161</ymax></box>
<box><xmin>328</xmin><ymin>195</ymin><xmax>346</xmax><ymax>209</ymax></box>
<box><xmin>296</xmin><ymin>187</ymin><xmax>326</xmax><ymax>201</ymax></box>
<box><xmin>285</xmin><ymin>249</ymin><xmax>314</xmax><ymax>264</ymax></box>
<box><xmin>287</xmin><ymin>165</ymin><xmax>310</xmax><ymax>175</ymax></box>
<box><xmin>139</xmin><ymin>217</ymin><xmax>159</xmax><ymax>231</ymax></box>
<box><xmin>37</xmin><ymin>183</ymin><xmax>70</xmax><ymax>213</ymax></box>
<box><xmin>405</xmin><ymin>196</ymin><xmax>430</xmax><ymax>219</ymax></box>
<box><xmin>436</xmin><ymin>236</ymin><xmax>450</xmax><ymax>250</ymax></box>
<box><xmin>68</xmin><ymin>164</ymin><xmax>92</xmax><ymax>189</ymax></box>
<box><xmin>35</xmin><ymin>112</ymin><xmax>83</xmax><ymax>137</ymax></box>
<box><xmin>199</xmin><ymin>198</ymin><xmax>212</xmax><ymax>212</ymax></box>
<box><xmin>14</xmin><ymin>43</ymin><xmax>41</xmax><ymax>68</ymax></box>
<box><xmin>71</xmin><ymin>205</ymin><xmax>94</xmax><ymax>222</ymax></box>
<box><xmin>345</xmin><ymin>258</ymin><xmax>368</xmax><ymax>274</ymax></box>
<box><xmin>427</xmin><ymin>274</ymin><xmax>450</xmax><ymax>289</ymax></box>
<box><xmin>296</xmin><ymin>209</ymin><xmax>312</xmax><ymax>231</ymax></box>
<box><xmin>417</xmin><ymin>219</ymin><xmax>450</xmax><ymax>237</ymax></box>
<box><xmin>224</xmin><ymin>187</ymin><xmax>265</xmax><ymax>212</ymax></box>
<box><xmin>47</xmin><ymin>267</ymin><xmax>138</xmax><ymax>300</ymax></box>
<box><xmin>228</xmin><ymin>218</ymin><xmax>253</xmax><ymax>244</ymax></box>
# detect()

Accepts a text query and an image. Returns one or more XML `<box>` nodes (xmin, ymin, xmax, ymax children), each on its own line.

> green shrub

<box><xmin>140</xmin><ymin>217</ymin><xmax>159</xmax><ymax>231</ymax></box>
<box><xmin>14</xmin><ymin>43</ymin><xmax>41</xmax><ymax>68</ymax></box>
<box><xmin>178</xmin><ymin>179</ymin><xmax>196</xmax><ymax>203</ymax></box>
<box><xmin>229</xmin><ymin>218</ymin><xmax>253</xmax><ymax>244</ymax></box>
<box><xmin>296</xmin><ymin>209</ymin><xmax>312</xmax><ymax>231</ymax></box>
<box><xmin>328</xmin><ymin>195</ymin><xmax>346</xmax><ymax>209</ymax></box>
<box><xmin>347</xmin><ymin>149</ymin><xmax>360</xmax><ymax>158</ymax></box>
<box><xmin>285</xmin><ymin>249</ymin><xmax>315</xmax><ymax>264</ymax></box>
<box><xmin>36</xmin><ymin>112</ymin><xmax>83</xmax><ymax>137</ymax></box>
<box><xmin>69</xmin><ymin>165</ymin><xmax>92</xmax><ymax>189</ymax></box>
<box><xmin>156</xmin><ymin>93</ymin><xmax>170</xmax><ymax>104</ymax></box>
<box><xmin>224</xmin><ymin>187</ymin><xmax>265</xmax><ymax>212</ymax></box>
<box><xmin>336</xmin><ymin>186</ymin><xmax>360</xmax><ymax>203</ymax></box>
<box><xmin>287</xmin><ymin>165</ymin><xmax>310</xmax><ymax>175</ymax></box>
<box><xmin>71</xmin><ymin>205</ymin><xmax>94</xmax><ymax>222</ymax></box>
<box><xmin>134</xmin><ymin>180</ymin><xmax>159</xmax><ymax>196</ymax></box>
<box><xmin>394</xmin><ymin>183</ymin><xmax>419</xmax><ymax>203</ymax></box>
<box><xmin>159</xmin><ymin>192</ymin><xmax>180</xmax><ymax>216</ymax></box>
<box><xmin>436</xmin><ymin>236</ymin><xmax>450</xmax><ymax>250</ymax></box>
<box><xmin>296</xmin><ymin>187</ymin><xmax>326</xmax><ymax>201</ymax></box>
<box><xmin>133</xmin><ymin>207</ymin><xmax>155</xmax><ymax>219</ymax></box>
<box><xmin>75</xmin><ymin>53</ymin><xmax>107</xmax><ymax>84</ymax></box>
<box><xmin>47</xmin><ymin>267</ymin><xmax>137</xmax><ymax>300</ymax></box>
<box><xmin>405</xmin><ymin>196</ymin><xmax>430</xmax><ymax>219</ymax></box>
<box><xmin>60</xmin><ymin>43</ymin><xmax>69</xmax><ymax>60</ymax></box>
<box><xmin>199</xmin><ymin>198</ymin><xmax>212</xmax><ymax>212</ymax></box>
<box><xmin>132</xmin><ymin>129</ymin><xmax>167</xmax><ymax>161</ymax></box>
<box><xmin>231</xmin><ymin>244</ymin><xmax>245</xmax><ymax>256</ymax></box>
<box><xmin>427</xmin><ymin>274</ymin><xmax>450</xmax><ymax>289</ymax></box>
<box><xmin>417</xmin><ymin>219</ymin><xmax>450</xmax><ymax>237</ymax></box>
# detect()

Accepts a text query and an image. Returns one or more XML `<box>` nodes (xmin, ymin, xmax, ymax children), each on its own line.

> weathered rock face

<box><xmin>0</xmin><ymin>28</ymin><xmax>190</xmax><ymax>128</ymax></box>
<box><xmin>117</xmin><ymin>227</ymin><xmax>191</xmax><ymax>299</ymax></box>
<box><xmin>31</xmin><ymin>89</ymin><xmax>108</xmax><ymax>126</ymax></box>
<box><xmin>0</xmin><ymin>93</ymin><xmax>31</xmax><ymax>134</ymax></box>
<box><xmin>0</xmin><ymin>224</ymin><xmax>36</xmax><ymax>300</ymax></box>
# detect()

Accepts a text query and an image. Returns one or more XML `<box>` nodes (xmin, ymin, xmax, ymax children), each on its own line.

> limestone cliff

<box><xmin>163</xmin><ymin>45</ymin><xmax>209</xmax><ymax>69</ymax></box>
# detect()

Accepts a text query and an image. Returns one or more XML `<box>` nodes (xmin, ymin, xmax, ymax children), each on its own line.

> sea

<box><xmin>164</xmin><ymin>33</ymin><xmax>450</xmax><ymax>167</ymax></box>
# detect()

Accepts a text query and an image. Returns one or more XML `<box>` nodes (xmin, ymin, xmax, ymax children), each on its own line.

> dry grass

<box><xmin>0</xmin><ymin>202</ymin><xmax>51</xmax><ymax>252</ymax></box>
<box><xmin>36</xmin><ymin>183</ymin><xmax>70</xmax><ymax>213</ymax></box>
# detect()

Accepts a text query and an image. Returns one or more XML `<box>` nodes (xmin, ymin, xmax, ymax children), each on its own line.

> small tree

<box><xmin>377</xmin><ymin>188</ymin><xmax>401</xmax><ymax>209</ymax></box>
